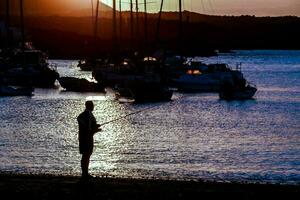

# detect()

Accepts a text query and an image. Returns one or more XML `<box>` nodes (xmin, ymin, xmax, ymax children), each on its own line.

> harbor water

<box><xmin>0</xmin><ymin>50</ymin><xmax>299</xmax><ymax>184</ymax></box>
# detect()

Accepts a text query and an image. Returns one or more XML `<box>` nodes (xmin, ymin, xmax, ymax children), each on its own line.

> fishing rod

<box><xmin>99</xmin><ymin>94</ymin><xmax>187</xmax><ymax>127</ymax></box>
<box><xmin>99</xmin><ymin>103</ymin><xmax>159</xmax><ymax>126</ymax></box>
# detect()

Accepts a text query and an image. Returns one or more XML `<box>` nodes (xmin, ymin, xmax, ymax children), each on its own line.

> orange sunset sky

<box><xmin>1</xmin><ymin>0</ymin><xmax>300</xmax><ymax>16</ymax></box>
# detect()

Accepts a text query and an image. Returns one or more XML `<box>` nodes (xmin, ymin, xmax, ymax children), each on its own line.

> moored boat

<box><xmin>93</xmin><ymin>56</ymin><xmax>173</xmax><ymax>102</ymax></box>
<box><xmin>1</xmin><ymin>1</ymin><xmax>59</xmax><ymax>88</ymax></box>
<box><xmin>219</xmin><ymin>80</ymin><xmax>257</xmax><ymax>100</ymax></box>
<box><xmin>0</xmin><ymin>85</ymin><xmax>33</xmax><ymax>96</ymax></box>
<box><xmin>58</xmin><ymin>77</ymin><xmax>104</xmax><ymax>93</ymax></box>
<box><xmin>1</xmin><ymin>48</ymin><xmax>59</xmax><ymax>88</ymax></box>
<box><xmin>168</xmin><ymin>60</ymin><xmax>245</xmax><ymax>93</ymax></box>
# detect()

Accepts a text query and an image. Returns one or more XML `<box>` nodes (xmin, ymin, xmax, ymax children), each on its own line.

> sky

<box><xmin>93</xmin><ymin>0</ymin><xmax>300</xmax><ymax>16</ymax></box>
<box><xmin>1</xmin><ymin>0</ymin><xmax>300</xmax><ymax>16</ymax></box>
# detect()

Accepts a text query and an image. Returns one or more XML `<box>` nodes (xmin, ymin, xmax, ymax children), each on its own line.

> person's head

<box><xmin>85</xmin><ymin>101</ymin><xmax>94</xmax><ymax>111</ymax></box>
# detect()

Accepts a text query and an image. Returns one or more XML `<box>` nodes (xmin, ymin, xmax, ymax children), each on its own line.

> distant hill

<box><xmin>1</xmin><ymin>10</ymin><xmax>300</xmax><ymax>58</ymax></box>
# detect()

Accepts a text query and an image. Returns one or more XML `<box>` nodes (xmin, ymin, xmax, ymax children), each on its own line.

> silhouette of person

<box><xmin>77</xmin><ymin>101</ymin><xmax>101</xmax><ymax>178</ymax></box>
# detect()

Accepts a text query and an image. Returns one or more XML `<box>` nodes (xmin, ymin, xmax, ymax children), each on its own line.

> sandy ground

<box><xmin>0</xmin><ymin>173</ymin><xmax>299</xmax><ymax>200</ymax></box>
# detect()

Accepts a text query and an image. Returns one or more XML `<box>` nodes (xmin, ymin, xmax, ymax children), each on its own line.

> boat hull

<box><xmin>58</xmin><ymin>77</ymin><xmax>104</xmax><ymax>93</ymax></box>
<box><xmin>0</xmin><ymin>86</ymin><xmax>33</xmax><ymax>96</ymax></box>
<box><xmin>1</xmin><ymin>67</ymin><xmax>59</xmax><ymax>88</ymax></box>
<box><xmin>219</xmin><ymin>86</ymin><xmax>257</xmax><ymax>100</ymax></box>
<box><xmin>170</xmin><ymin>71</ymin><xmax>240</xmax><ymax>92</ymax></box>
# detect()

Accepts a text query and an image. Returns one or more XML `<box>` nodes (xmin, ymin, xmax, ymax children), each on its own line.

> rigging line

<box><xmin>99</xmin><ymin>94</ymin><xmax>188</xmax><ymax>127</ymax></box>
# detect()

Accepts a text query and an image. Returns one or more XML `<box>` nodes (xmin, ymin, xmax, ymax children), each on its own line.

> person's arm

<box><xmin>90</xmin><ymin>113</ymin><xmax>102</xmax><ymax>135</ymax></box>
<box><xmin>93</xmin><ymin>124</ymin><xmax>102</xmax><ymax>135</ymax></box>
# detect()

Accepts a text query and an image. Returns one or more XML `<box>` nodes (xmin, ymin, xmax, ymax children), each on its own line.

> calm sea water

<box><xmin>0</xmin><ymin>50</ymin><xmax>299</xmax><ymax>184</ymax></box>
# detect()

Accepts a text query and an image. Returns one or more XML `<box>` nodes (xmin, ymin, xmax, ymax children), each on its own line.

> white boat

<box><xmin>169</xmin><ymin>61</ymin><xmax>244</xmax><ymax>92</ymax></box>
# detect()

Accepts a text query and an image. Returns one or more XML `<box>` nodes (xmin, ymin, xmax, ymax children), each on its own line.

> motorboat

<box><xmin>58</xmin><ymin>77</ymin><xmax>104</xmax><ymax>93</ymax></box>
<box><xmin>219</xmin><ymin>81</ymin><xmax>257</xmax><ymax>100</ymax></box>
<box><xmin>168</xmin><ymin>60</ymin><xmax>245</xmax><ymax>92</ymax></box>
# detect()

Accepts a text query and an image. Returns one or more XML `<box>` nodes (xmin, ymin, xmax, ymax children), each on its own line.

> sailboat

<box><xmin>77</xmin><ymin>0</ymin><xmax>100</xmax><ymax>71</ymax></box>
<box><xmin>92</xmin><ymin>0</ymin><xmax>173</xmax><ymax>102</ymax></box>
<box><xmin>0</xmin><ymin>0</ymin><xmax>59</xmax><ymax>88</ymax></box>
<box><xmin>2</xmin><ymin>48</ymin><xmax>59</xmax><ymax>88</ymax></box>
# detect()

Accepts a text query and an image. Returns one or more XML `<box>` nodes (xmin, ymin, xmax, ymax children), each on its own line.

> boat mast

<box><xmin>20</xmin><ymin>0</ymin><xmax>25</xmax><ymax>49</ymax></box>
<box><xmin>156</xmin><ymin>0</ymin><xmax>164</xmax><ymax>44</ymax></box>
<box><xmin>91</xmin><ymin>0</ymin><xmax>94</xmax><ymax>19</ymax></box>
<box><xmin>119</xmin><ymin>0</ymin><xmax>122</xmax><ymax>44</ymax></box>
<box><xmin>91</xmin><ymin>0</ymin><xmax>95</xmax><ymax>30</ymax></box>
<box><xmin>144</xmin><ymin>0</ymin><xmax>148</xmax><ymax>53</ymax></box>
<box><xmin>113</xmin><ymin>0</ymin><xmax>117</xmax><ymax>43</ymax></box>
<box><xmin>130</xmin><ymin>0</ymin><xmax>134</xmax><ymax>47</ymax></box>
<box><xmin>135</xmin><ymin>0</ymin><xmax>139</xmax><ymax>48</ymax></box>
<box><xmin>179</xmin><ymin>0</ymin><xmax>183</xmax><ymax>57</ymax></box>
<box><xmin>94</xmin><ymin>0</ymin><xmax>100</xmax><ymax>54</ymax></box>
<box><xmin>112</xmin><ymin>0</ymin><xmax>118</xmax><ymax>57</ymax></box>
<box><xmin>5</xmin><ymin>0</ymin><xmax>10</xmax><ymax>46</ymax></box>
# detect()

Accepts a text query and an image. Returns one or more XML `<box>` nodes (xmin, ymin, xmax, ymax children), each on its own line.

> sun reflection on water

<box><xmin>90</xmin><ymin>101</ymin><xmax>134</xmax><ymax>175</ymax></box>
